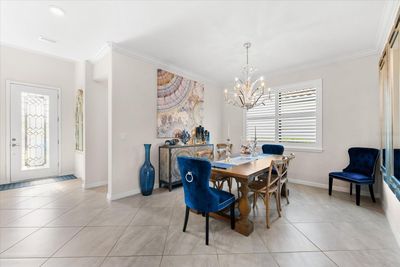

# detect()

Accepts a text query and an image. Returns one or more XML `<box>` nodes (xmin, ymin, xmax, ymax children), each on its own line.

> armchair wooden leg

<box><xmin>356</xmin><ymin>184</ymin><xmax>361</xmax><ymax>206</ymax></box>
<box><xmin>230</xmin><ymin>202</ymin><xmax>235</xmax><ymax>230</ymax></box>
<box><xmin>275</xmin><ymin>192</ymin><xmax>281</xmax><ymax>218</ymax></box>
<box><xmin>183</xmin><ymin>206</ymin><xmax>189</xmax><ymax>232</ymax></box>
<box><xmin>205</xmin><ymin>213</ymin><xmax>209</xmax><ymax>245</ymax></box>
<box><xmin>265</xmin><ymin>195</ymin><xmax>270</xmax><ymax>229</ymax></box>
<box><xmin>278</xmin><ymin>185</ymin><xmax>282</xmax><ymax>212</ymax></box>
<box><xmin>329</xmin><ymin>176</ymin><xmax>333</xmax><ymax>195</ymax></box>
<box><xmin>350</xmin><ymin>183</ymin><xmax>352</xmax><ymax>195</ymax></box>
<box><xmin>369</xmin><ymin>184</ymin><xmax>376</xmax><ymax>203</ymax></box>
<box><xmin>285</xmin><ymin>184</ymin><xmax>289</xmax><ymax>205</ymax></box>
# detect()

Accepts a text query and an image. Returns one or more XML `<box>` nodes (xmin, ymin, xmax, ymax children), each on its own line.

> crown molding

<box><xmin>107</xmin><ymin>42</ymin><xmax>222</xmax><ymax>88</ymax></box>
<box><xmin>90</xmin><ymin>42</ymin><xmax>112</xmax><ymax>64</ymax></box>
<box><xmin>222</xmin><ymin>48</ymin><xmax>379</xmax><ymax>86</ymax></box>
<box><xmin>0</xmin><ymin>41</ymin><xmax>79</xmax><ymax>63</ymax></box>
<box><xmin>376</xmin><ymin>0</ymin><xmax>400</xmax><ymax>54</ymax></box>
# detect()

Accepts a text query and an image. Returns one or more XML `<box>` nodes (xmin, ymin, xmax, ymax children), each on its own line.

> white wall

<box><xmin>223</xmin><ymin>54</ymin><xmax>381</xmax><ymax>193</ymax></box>
<box><xmin>382</xmin><ymin>182</ymin><xmax>400</xmax><ymax>246</ymax></box>
<box><xmin>108</xmin><ymin>48</ymin><xmax>223</xmax><ymax>200</ymax></box>
<box><xmin>83</xmin><ymin>58</ymin><xmax>108</xmax><ymax>188</ymax></box>
<box><xmin>0</xmin><ymin>45</ymin><xmax>76</xmax><ymax>184</ymax></box>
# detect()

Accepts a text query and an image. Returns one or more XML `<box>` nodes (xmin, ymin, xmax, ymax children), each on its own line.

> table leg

<box><xmin>235</xmin><ymin>180</ymin><xmax>254</xmax><ymax>236</ymax></box>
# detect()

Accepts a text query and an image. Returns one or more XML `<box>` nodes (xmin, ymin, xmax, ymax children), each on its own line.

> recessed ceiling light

<box><xmin>38</xmin><ymin>35</ymin><xmax>56</xmax><ymax>44</ymax></box>
<box><xmin>49</xmin><ymin>5</ymin><xmax>65</xmax><ymax>16</ymax></box>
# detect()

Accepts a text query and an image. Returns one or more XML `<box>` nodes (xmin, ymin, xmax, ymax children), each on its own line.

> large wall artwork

<box><xmin>157</xmin><ymin>69</ymin><xmax>204</xmax><ymax>138</ymax></box>
<box><xmin>75</xmin><ymin>89</ymin><xmax>84</xmax><ymax>151</ymax></box>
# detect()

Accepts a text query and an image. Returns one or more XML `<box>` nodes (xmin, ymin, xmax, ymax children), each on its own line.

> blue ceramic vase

<box><xmin>139</xmin><ymin>144</ymin><xmax>155</xmax><ymax>196</ymax></box>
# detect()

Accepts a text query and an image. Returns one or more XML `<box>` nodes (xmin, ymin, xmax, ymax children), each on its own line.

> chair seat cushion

<box><xmin>209</xmin><ymin>187</ymin><xmax>235</xmax><ymax>211</ymax></box>
<box><xmin>329</xmin><ymin>171</ymin><xmax>373</xmax><ymax>184</ymax></box>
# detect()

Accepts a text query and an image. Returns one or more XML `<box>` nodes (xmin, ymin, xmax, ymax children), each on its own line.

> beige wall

<box><xmin>108</xmin><ymin>48</ymin><xmax>223</xmax><ymax>199</ymax></box>
<box><xmin>0</xmin><ymin>45</ymin><xmax>76</xmax><ymax>184</ymax></box>
<box><xmin>223</xmin><ymin>54</ymin><xmax>381</xmax><ymax>193</ymax></box>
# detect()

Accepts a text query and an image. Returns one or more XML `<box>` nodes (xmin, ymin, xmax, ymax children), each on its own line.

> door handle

<box><xmin>11</xmin><ymin>144</ymin><xmax>20</xmax><ymax>147</ymax></box>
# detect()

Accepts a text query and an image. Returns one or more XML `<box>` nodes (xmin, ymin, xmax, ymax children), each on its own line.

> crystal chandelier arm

<box><xmin>253</xmin><ymin>93</ymin><xmax>264</xmax><ymax>106</ymax></box>
<box><xmin>250</xmin><ymin>78</ymin><xmax>262</xmax><ymax>89</ymax></box>
<box><xmin>238</xmin><ymin>91</ymin><xmax>245</xmax><ymax>106</ymax></box>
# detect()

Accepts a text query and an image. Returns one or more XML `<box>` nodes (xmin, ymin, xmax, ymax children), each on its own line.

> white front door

<box><xmin>9</xmin><ymin>82</ymin><xmax>59</xmax><ymax>182</ymax></box>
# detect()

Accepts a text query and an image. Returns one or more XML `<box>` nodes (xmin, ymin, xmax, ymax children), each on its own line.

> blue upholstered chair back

<box><xmin>343</xmin><ymin>147</ymin><xmax>379</xmax><ymax>178</ymax></box>
<box><xmin>177</xmin><ymin>156</ymin><xmax>220</xmax><ymax>213</ymax></box>
<box><xmin>262</xmin><ymin>144</ymin><xmax>284</xmax><ymax>155</ymax></box>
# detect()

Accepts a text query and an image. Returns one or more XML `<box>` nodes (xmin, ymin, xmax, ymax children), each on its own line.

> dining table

<box><xmin>211</xmin><ymin>154</ymin><xmax>283</xmax><ymax>236</ymax></box>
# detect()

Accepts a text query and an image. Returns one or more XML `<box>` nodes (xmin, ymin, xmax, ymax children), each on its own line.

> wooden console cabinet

<box><xmin>159</xmin><ymin>144</ymin><xmax>214</xmax><ymax>191</ymax></box>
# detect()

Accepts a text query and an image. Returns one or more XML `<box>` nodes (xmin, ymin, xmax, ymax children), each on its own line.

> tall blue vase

<box><xmin>139</xmin><ymin>144</ymin><xmax>155</xmax><ymax>196</ymax></box>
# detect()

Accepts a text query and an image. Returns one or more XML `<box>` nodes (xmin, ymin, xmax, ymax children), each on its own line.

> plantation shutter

<box><xmin>246</xmin><ymin>94</ymin><xmax>275</xmax><ymax>142</ymax></box>
<box><xmin>278</xmin><ymin>88</ymin><xmax>317</xmax><ymax>143</ymax></box>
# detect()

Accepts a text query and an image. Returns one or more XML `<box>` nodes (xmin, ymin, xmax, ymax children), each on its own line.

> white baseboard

<box><xmin>83</xmin><ymin>180</ymin><xmax>108</xmax><ymax>189</ymax></box>
<box><xmin>107</xmin><ymin>188</ymin><xmax>141</xmax><ymax>201</ymax></box>
<box><xmin>290</xmin><ymin>178</ymin><xmax>380</xmax><ymax>198</ymax></box>
<box><xmin>106</xmin><ymin>183</ymin><xmax>160</xmax><ymax>201</ymax></box>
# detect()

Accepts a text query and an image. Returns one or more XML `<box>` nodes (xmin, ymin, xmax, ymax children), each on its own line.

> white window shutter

<box><xmin>245</xmin><ymin>80</ymin><xmax>322</xmax><ymax>150</ymax></box>
<box><xmin>246</xmin><ymin>94</ymin><xmax>275</xmax><ymax>142</ymax></box>
<box><xmin>278</xmin><ymin>88</ymin><xmax>317</xmax><ymax>143</ymax></box>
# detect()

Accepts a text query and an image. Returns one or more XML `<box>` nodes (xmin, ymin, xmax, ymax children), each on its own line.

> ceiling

<box><xmin>0</xmin><ymin>1</ymin><xmax>395</xmax><ymax>84</ymax></box>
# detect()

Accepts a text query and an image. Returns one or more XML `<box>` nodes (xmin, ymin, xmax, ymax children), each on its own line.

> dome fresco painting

<box><xmin>157</xmin><ymin>69</ymin><xmax>204</xmax><ymax>138</ymax></box>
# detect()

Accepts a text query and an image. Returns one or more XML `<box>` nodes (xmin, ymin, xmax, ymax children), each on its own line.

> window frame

<box><xmin>244</xmin><ymin>79</ymin><xmax>323</xmax><ymax>152</ymax></box>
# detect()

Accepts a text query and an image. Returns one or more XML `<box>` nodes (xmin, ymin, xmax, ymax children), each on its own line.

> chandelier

<box><xmin>224</xmin><ymin>42</ymin><xmax>271</xmax><ymax>110</ymax></box>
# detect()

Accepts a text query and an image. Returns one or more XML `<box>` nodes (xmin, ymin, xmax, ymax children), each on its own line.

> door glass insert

<box><xmin>21</xmin><ymin>92</ymin><xmax>50</xmax><ymax>170</ymax></box>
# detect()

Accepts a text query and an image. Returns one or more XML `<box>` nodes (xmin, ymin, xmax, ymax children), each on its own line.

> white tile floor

<box><xmin>0</xmin><ymin>179</ymin><xmax>399</xmax><ymax>267</ymax></box>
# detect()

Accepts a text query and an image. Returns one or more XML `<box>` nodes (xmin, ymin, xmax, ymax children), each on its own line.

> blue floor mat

<box><xmin>0</xmin><ymin>175</ymin><xmax>77</xmax><ymax>191</ymax></box>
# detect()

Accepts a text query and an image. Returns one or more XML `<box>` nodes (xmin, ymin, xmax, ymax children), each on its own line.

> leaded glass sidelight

<box><xmin>21</xmin><ymin>92</ymin><xmax>50</xmax><ymax>170</ymax></box>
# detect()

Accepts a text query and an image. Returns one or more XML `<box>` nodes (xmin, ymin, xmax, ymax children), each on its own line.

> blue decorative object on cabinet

<box><xmin>181</xmin><ymin>130</ymin><xmax>191</xmax><ymax>145</ymax></box>
<box><xmin>139</xmin><ymin>144</ymin><xmax>155</xmax><ymax>196</ymax></box>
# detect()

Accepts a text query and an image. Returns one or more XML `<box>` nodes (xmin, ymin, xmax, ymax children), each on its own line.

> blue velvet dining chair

<box><xmin>177</xmin><ymin>156</ymin><xmax>235</xmax><ymax>245</ymax></box>
<box><xmin>329</xmin><ymin>147</ymin><xmax>379</xmax><ymax>206</ymax></box>
<box><xmin>262</xmin><ymin>144</ymin><xmax>284</xmax><ymax>155</ymax></box>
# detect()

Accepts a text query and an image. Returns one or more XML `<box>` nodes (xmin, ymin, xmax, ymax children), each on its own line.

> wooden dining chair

<box><xmin>211</xmin><ymin>143</ymin><xmax>235</xmax><ymax>194</ymax></box>
<box><xmin>249</xmin><ymin>158</ymin><xmax>287</xmax><ymax>228</ymax></box>
<box><xmin>195</xmin><ymin>149</ymin><xmax>214</xmax><ymax>160</ymax></box>
<box><xmin>278</xmin><ymin>153</ymin><xmax>295</xmax><ymax>211</ymax></box>
<box><xmin>216</xmin><ymin>143</ymin><xmax>233</xmax><ymax>160</ymax></box>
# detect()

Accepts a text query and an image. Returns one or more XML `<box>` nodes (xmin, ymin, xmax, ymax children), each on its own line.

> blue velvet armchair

<box><xmin>262</xmin><ymin>144</ymin><xmax>284</xmax><ymax>155</ymax></box>
<box><xmin>329</xmin><ymin>147</ymin><xmax>379</xmax><ymax>206</ymax></box>
<box><xmin>177</xmin><ymin>156</ymin><xmax>235</xmax><ymax>245</ymax></box>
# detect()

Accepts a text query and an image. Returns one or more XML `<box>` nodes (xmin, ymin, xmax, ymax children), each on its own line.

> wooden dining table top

<box><xmin>211</xmin><ymin>154</ymin><xmax>283</xmax><ymax>180</ymax></box>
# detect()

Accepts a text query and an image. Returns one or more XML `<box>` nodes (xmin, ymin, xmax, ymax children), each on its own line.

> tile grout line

<box><xmin>34</xmin><ymin>182</ymin><xmax>107</xmax><ymax>266</ymax></box>
<box><xmin>0</xmin><ymin>186</ymin><xmax>86</xmax><ymax>259</ymax></box>
<box><xmin>159</xmin><ymin>195</ymin><xmax>180</xmax><ymax>266</ymax></box>
<box><xmin>97</xmin><ymin>205</ymin><xmax>142</xmax><ymax>266</ymax></box>
<box><xmin>38</xmin><ymin>219</ymin><xmax>94</xmax><ymax>265</ymax></box>
<box><xmin>289</xmin><ymin>215</ymin><xmax>341</xmax><ymax>266</ymax></box>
